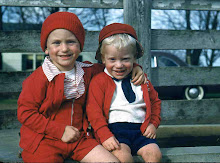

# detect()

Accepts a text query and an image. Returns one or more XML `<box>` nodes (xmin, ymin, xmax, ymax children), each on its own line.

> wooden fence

<box><xmin>0</xmin><ymin>0</ymin><xmax>220</xmax><ymax>128</ymax></box>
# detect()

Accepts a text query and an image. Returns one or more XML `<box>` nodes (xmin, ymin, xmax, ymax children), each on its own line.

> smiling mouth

<box><xmin>59</xmin><ymin>54</ymin><xmax>72</xmax><ymax>58</ymax></box>
<box><xmin>115</xmin><ymin>68</ymin><xmax>125</xmax><ymax>72</ymax></box>
<box><xmin>114</xmin><ymin>70</ymin><xmax>126</xmax><ymax>74</ymax></box>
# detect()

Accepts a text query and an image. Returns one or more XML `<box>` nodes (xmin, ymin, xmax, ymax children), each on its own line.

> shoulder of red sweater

<box><xmin>91</xmin><ymin>72</ymin><xmax>111</xmax><ymax>83</ymax></box>
<box><xmin>25</xmin><ymin>66</ymin><xmax>47</xmax><ymax>83</ymax></box>
<box><xmin>93</xmin><ymin>71</ymin><xmax>108</xmax><ymax>78</ymax></box>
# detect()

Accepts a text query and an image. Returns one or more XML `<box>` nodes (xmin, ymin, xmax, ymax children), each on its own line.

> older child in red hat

<box><xmin>17</xmin><ymin>12</ymin><xmax>145</xmax><ymax>162</ymax></box>
<box><xmin>86</xmin><ymin>23</ymin><xmax>162</xmax><ymax>162</ymax></box>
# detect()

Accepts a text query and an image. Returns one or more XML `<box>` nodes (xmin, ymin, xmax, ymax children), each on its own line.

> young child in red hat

<box><xmin>86</xmin><ymin>23</ymin><xmax>162</xmax><ymax>162</ymax></box>
<box><xmin>17</xmin><ymin>12</ymin><xmax>145</xmax><ymax>162</ymax></box>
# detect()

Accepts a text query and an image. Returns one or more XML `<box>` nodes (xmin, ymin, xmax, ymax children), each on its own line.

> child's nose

<box><xmin>115</xmin><ymin>61</ymin><xmax>123</xmax><ymax>68</ymax></box>
<box><xmin>61</xmin><ymin>43</ymin><xmax>68</xmax><ymax>51</ymax></box>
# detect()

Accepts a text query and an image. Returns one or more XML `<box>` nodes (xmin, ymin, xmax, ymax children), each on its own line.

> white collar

<box><xmin>42</xmin><ymin>56</ymin><xmax>93</xmax><ymax>82</ymax></box>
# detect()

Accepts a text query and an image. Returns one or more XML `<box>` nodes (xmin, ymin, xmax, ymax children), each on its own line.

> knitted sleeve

<box><xmin>148</xmin><ymin>79</ymin><xmax>161</xmax><ymax>128</ymax></box>
<box><xmin>86</xmin><ymin>74</ymin><xmax>114</xmax><ymax>143</ymax></box>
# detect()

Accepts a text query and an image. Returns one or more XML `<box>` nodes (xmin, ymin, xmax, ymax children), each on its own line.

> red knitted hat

<box><xmin>40</xmin><ymin>12</ymin><xmax>85</xmax><ymax>52</ymax></box>
<box><xmin>96</xmin><ymin>23</ymin><xmax>144</xmax><ymax>61</ymax></box>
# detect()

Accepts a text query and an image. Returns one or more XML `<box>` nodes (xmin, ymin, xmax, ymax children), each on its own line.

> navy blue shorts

<box><xmin>108</xmin><ymin>122</ymin><xmax>157</xmax><ymax>155</ymax></box>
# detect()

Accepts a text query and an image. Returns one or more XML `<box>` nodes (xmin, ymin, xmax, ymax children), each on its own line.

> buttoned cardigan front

<box><xmin>17</xmin><ymin>62</ymin><xmax>104</xmax><ymax>153</ymax></box>
<box><xmin>86</xmin><ymin>72</ymin><xmax>161</xmax><ymax>144</ymax></box>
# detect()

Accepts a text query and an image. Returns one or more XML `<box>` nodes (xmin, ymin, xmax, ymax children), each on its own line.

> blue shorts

<box><xmin>108</xmin><ymin>122</ymin><xmax>157</xmax><ymax>155</ymax></box>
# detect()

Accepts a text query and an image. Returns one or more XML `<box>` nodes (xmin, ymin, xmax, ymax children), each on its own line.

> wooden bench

<box><xmin>0</xmin><ymin>126</ymin><xmax>219</xmax><ymax>162</ymax></box>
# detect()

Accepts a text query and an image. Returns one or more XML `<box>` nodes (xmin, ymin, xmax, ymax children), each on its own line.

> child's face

<box><xmin>102</xmin><ymin>44</ymin><xmax>135</xmax><ymax>80</ymax></box>
<box><xmin>45</xmin><ymin>29</ymin><xmax>81</xmax><ymax>71</ymax></box>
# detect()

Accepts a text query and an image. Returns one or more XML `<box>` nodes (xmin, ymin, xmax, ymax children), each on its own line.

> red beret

<box><xmin>96</xmin><ymin>23</ymin><xmax>144</xmax><ymax>61</ymax></box>
<box><xmin>40</xmin><ymin>12</ymin><xmax>85</xmax><ymax>52</ymax></box>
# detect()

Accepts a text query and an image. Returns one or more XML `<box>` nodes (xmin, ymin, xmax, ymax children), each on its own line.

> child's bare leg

<box><xmin>112</xmin><ymin>143</ymin><xmax>133</xmax><ymax>163</ymax></box>
<box><xmin>80</xmin><ymin>145</ymin><xmax>120</xmax><ymax>162</ymax></box>
<box><xmin>137</xmin><ymin>143</ymin><xmax>162</xmax><ymax>162</ymax></box>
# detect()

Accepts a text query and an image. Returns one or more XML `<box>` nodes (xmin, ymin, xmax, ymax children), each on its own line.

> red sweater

<box><xmin>17</xmin><ymin>62</ymin><xmax>104</xmax><ymax>153</ymax></box>
<box><xmin>86</xmin><ymin>72</ymin><xmax>161</xmax><ymax>143</ymax></box>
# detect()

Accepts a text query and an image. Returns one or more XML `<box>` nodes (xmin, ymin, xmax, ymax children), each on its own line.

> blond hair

<box><xmin>100</xmin><ymin>34</ymin><xmax>137</xmax><ymax>58</ymax></box>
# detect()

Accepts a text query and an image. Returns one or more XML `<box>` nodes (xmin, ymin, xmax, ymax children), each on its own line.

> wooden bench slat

<box><xmin>2</xmin><ymin>30</ymin><xmax>220</xmax><ymax>53</ymax></box>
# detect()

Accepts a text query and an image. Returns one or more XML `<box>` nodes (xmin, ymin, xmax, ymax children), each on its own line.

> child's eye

<box><xmin>107</xmin><ymin>58</ymin><xmax>115</xmax><ymax>62</ymax></box>
<box><xmin>67</xmin><ymin>40</ymin><xmax>76</xmax><ymax>44</ymax></box>
<box><xmin>123</xmin><ymin>57</ymin><xmax>130</xmax><ymax>61</ymax></box>
<box><xmin>52</xmin><ymin>41</ymin><xmax>60</xmax><ymax>45</ymax></box>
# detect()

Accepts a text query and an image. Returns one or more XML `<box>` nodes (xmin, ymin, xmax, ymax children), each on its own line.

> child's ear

<box><xmin>101</xmin><ymin>54</ymin><xmax>105</xmax><ymax>64</ymax></box>
<box><xmin>102</xmin><ymin>59</ymin><xmax>105</xmax><ymax>64</ymax></box>
<box><xmin>45</xmin><ymin>48</ymin><xmax>49</xmax><ymax>55</ymax></box>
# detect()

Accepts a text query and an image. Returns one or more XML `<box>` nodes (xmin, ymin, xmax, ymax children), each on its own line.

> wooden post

<box><xmin>124</xmin><ymin>0</ymin><xmax>152</xmax><ymax>79</ymax></box>
<box><xmin>33</xmin><ymin>53</ymin><xmax>37</xmax><ymax>70</ymax></box>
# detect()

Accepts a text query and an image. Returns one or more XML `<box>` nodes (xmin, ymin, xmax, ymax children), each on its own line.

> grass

<box><xmin>0</xmin><ymin>99</ymin><xmax>18</xmax><ymax>110</ymax></box>
<box><xmin>0</xmin><ymin>99</ymin><xmax>18</xmax><ymax>104</ymax></box>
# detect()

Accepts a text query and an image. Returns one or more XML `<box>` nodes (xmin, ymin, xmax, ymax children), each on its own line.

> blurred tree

<box><xmin>2</xmin><ymin>6</ymin><xmax>60</xmax><ymax>24</ymax></box>
<box><xmin>68</xmin><ymin>8</ymin><xmax>123</xmax><ymax>31</ymax></box>
<box><xmin>2</xmin><ymin>6</ymin><xmax>122</xmax><ymax>31</ymax></box>
<box><xmin>152</xmin><ymin>10</ymin><xmax>220</xmax><ymax>67</ymax></box>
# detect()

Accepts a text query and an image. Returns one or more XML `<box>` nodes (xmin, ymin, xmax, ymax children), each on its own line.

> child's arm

<box><xmin>86</xmin><ymin>74</ymin><xmax>114</xmax><ymax>144</ymax></box>
<box><xmin>140</xmin><ymin>77</ymin><xmax>161</xmax><ymax>134</ymax></box>
<box><xmin>132</xmin><ymin>65</ymin><xmax>146</xmax><ymax>85</ymax></box>
<box><xmin>148</xmin><ymin>79</ymin><xmax>161</xmax><ymax>128</ymax></box>
<box><xmin>143</xmin><ymin>123</ymin><xmax>157</xmax><ymax>139</ymax></box>
<box><xmin>102</xmin><ymin>136</ymin><xmax>120</xmax><ymax>151</ymax></box>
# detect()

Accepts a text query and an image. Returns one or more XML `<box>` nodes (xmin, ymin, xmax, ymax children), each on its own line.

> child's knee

<box><xmin>112</xmin><ymin>144</ymin><xmax>133</xmax><ymax>162</ymax></box>
<box><xmin>138</xmin><ymin>143</ymin><xmax>162</xmax><ymax>161</ymax></box>
<box><xmin>113</xmin><ymin>152</ymin><xmax>133</xmax><ymax>163</ymax></box>
<box><xmin>151</xmin><ymin>148</ymin><xmax>162</xmax><ymax>161</ymax></box>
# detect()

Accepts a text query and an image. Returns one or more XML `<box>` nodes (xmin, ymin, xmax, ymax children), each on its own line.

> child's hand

<box><xmin>61</xmin><ymin>126</ymin><xmax>80</xmax><ymax>143</ymax></box>
<box><xmin>132</xmin><ymin>66</ymin><xmax>147</xmax><ymax>85</ymax></box>
<box><xmin>102</xmin><ymin>136</ymin><xmax>120</xmax><ymax>151</ymax></box>
<box><xmin>143</xmin><ymin>123</ymin><xmax>157</xmax><ymax>139</ymax></box>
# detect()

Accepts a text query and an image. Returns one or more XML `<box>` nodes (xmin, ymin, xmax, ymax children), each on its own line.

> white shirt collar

<box><xmin>42</xmin><ymin>56</ymin><xmax>93</xmax><ymax>82</ymax></box>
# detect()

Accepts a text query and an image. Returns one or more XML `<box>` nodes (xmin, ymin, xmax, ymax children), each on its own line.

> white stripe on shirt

<box><xmin>42</xmin><ymin>56</ymin><xmax>93</xmax><ymax>99</ymax></box>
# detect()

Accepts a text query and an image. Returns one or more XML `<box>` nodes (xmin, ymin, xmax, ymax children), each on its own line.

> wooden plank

<box><xmin>157</xmin><ymin>124</ymin><xmax>220</xmax><ymax>138</ymax></box>
<box><xmin>1</xmin><ymin>0</ymin><xmax>220</xmax><ymax>11</ymax></box>
<box><xmin>2</xmin><ymin>30</ymin><xmax>220</xmax><ymax>53</ymax></box>
<box><xmin>0</xmin><ymin>72</ymin><xmax>31</xmax><ymax>93</ymax></box>
<box><xmin>0</xmin><ymin>96</ymin><xmax>219</xmax><ymax>126</ymax></box>
<box><xmin>153</xmin><ymin>0</ymin><xmax>220</xmax><ymax>11</ymax></box>
<box><xmin>0</xmin><ymin>30</ymin><xmax>41</xmax><ymax>53</ymax></box>
<box><xmin>0</xmin><ymin>31</ymin><xmax>99</xmax><ymax>53</ymax></box>
<box><xmin>0</xmin><ymin>67</ymin><xmax>219</xmax><ymax>93</ymax></box>
<box><xmin>0</xmin><ymin>0</ymin><xmax>123</xmax><ymax>8</ymax></box>
<box><xmin>124</xmin><ymin>0</ymin><xmax>152</xmax><ymax>78</ymax></box>
<box><xmin>151</xmin><ymin>67</ymin><xmax>220</xmax><ymax>86</ymax></box>
<box><xmin>84</xmin><ymin>31</ymin><xmax>99</xmax><ymax>52</ymax></box>
<box><xmin>151</xmin><ymin>29</ymin><xmax>220</xmax><ymax>50</ymax></box>
<box><xmin>161</xmin><ymin>99</ymin><xmax>220</xmax><ymax>125</ymax></box>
